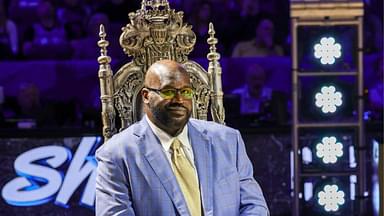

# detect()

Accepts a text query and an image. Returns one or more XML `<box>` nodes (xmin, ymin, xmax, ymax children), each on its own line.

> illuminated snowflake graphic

<box><xmin>316</xmin><ymin>136</ymin><xmax>343</xmax><ymax>164</ymax></box>
<box><xmin>314</xmin><ymin>37</ymin><xmax>342</xmax><ymax>65</ymax></box>
<box><xmin>315</xmin><ymin>85</ymin><xmax>342</xmax><ymax>113</ymax></box>
<box><xmin>318</xmin><ymin>184</ymin><xmax>345</xmax><ymax>212</ymax></box>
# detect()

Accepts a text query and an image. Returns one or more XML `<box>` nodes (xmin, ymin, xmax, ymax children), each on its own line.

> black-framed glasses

<box><xmin>145</xmin><ymin>87</ymin><xmax>194</xmax><ymax>100</ymax></box>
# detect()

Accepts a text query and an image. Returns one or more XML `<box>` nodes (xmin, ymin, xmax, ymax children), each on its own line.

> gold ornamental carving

<box><xmin>97</xmin><ymin>0</ymin><xmax>225</xmax><ymax>141</ymax></box>
<box><xmin>119</xmin><ymin>0</ymin><xmax>196</xmax><ymax>68</ymax></box>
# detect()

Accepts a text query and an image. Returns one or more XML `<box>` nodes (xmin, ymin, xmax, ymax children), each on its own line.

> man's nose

<box><xmin>171</xmin><ymin>91</ymin><xmax>184</xmax><ymax>102</ymax></box>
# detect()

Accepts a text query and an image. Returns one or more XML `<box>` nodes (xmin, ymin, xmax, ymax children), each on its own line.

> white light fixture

<box><xmin>304</xmin><ymin>182</ymin><xmax>313</xmax><ymax>201</ymax></box>
<box><xmin>350</xmin><ymin>175</ymin><xmax>357</xmax><ymax>200</ymax></box>
<box><xmin>316</xmin><ymin>136</ymin><xmax>343</xmax><ymax>164</ymax></box>
<box><xmin>349</xmin><ymin>146</ymin><xmax>357</xmax><ymax>168</ymax></box>
<box><xmin>302</xmin><ymin>146</ymin><xmax>313</xmax><ymax>164</ymax></box>
<box><xmin>315</xmin><ymin>85</ymin><xmax>343</xmax><ymax>113</ymax></box>
<box><xmin>314</xmin><ymin>37</ymin><xmax>342</xmax><ymax>65</ymax></box>
<box><xmin>318</xmin><ymin>184</ymin><xmax>345</xmax><ymax>212</ymax></box>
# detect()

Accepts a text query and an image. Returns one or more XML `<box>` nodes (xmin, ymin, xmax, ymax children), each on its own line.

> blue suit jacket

<box><xmin>96</xmin><ymin>118</ymin><xmax>269</xmax><ymax>216</ymax></box>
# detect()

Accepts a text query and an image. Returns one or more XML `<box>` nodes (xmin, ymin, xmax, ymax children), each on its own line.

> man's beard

<box><xmin>150</xmin><ymin>103</ymin><xmax>191</xmax><ymax>130</ymax></box>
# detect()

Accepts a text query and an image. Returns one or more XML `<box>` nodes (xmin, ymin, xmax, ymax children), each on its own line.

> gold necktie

<box><xmin>171</xmin><ymin>138</ymin><xmax>202</xmax><ymax>216</ymax></box>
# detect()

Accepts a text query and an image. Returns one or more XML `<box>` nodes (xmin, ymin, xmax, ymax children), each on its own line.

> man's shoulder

<box><xmin>189</xmin><ymin>118</ymin><xmax>239</xmax><ymax>136</ymax></box>
<box><xmin>96</xmin><ymin>121</ymin><xmax>143</xmax><ymax>156</ymax></box>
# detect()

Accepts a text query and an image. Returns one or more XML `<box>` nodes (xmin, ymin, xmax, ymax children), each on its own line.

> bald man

<box><xmin>95</xmin><ymin>60</ymin><xmax>269</xmax><ymax>216</ymax></box>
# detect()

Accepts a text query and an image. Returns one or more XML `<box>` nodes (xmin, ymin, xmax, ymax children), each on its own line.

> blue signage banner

<box><xmin>0</xmin><ymin>136</ymin><xmax>101</xmax><ymax>215</ymax></box>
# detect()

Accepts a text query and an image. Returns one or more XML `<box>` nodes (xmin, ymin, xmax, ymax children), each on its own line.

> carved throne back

<box><xmin>97</xmin><ymin>0</ymin><xmax>225</xmax><ymax>141</ymax></box>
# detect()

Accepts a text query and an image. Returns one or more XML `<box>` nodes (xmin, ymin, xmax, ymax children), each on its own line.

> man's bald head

<box><xmin>144</xmin><ymin>60</ymin><xmax>190</xmax><ymax>89</ymax></box>
<box><xmin>142</xmin><ymin>60</ymin><xmax>193</xmax><ymax>136</ymax></box>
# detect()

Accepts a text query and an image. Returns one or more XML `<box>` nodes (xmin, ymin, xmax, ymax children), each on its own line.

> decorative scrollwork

<box><xmin>190</xmin><ymin>74</ymin><xmax>210</xmax><ymax>120</ymax></box>
<box><xmin>183</xmin><ymin>61</ymin><xmax>210</xmax><ymax>120</ymax></box>
<box><xmin>114</xmin><ymin>66</ymin><xmax>144</xmax><ymax>130</ymax></box>
<box><xmin>119</xmin><ymin>0</ymin><xmax>196</xmax><ymax>67</ymax></box>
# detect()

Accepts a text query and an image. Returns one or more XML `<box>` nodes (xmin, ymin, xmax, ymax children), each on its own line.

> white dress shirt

<box><xmin>145</xmin><ymin>116</ymin><xmax>197</xmax><ymax>173</ymax></box>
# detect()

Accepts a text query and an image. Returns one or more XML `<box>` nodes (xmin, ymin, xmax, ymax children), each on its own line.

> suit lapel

<box><xmin>188</xmin><ymin>121</ymin><xmax>213</xmax><ymax>215</ymax></box>
<box><xmin>135</xmin><ymin>118</ymin><xmax>190</xmax><ymax>216</ymax></box>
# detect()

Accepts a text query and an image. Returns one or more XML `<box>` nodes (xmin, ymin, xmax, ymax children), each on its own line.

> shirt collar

<box><xmin>145</xmin><ymin>115</ymin><xmax>190</xmax><ymax>152</ymax></box>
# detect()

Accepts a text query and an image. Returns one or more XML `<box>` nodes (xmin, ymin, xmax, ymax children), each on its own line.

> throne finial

<box><xmin>97</xmin><ymin>24</ymin><xmax>111</xmax><ymax>64</ymax></box>
<box><xmin>207</xmin><ymin>22</ymin><xmax>225</xmax><ymax>124</ymax></box>
<box><xmin>141</xmin><ymin>0</ymin><xmax>170</xmax><ymax>11</ymax></box>
<box><xmin>207</xmin><ymin>22</ymin><xmax>220</xmax><ymax>62</ymax></box>
<box><xmin>97</xmin><ymin>24</ymin><xmax>116</xmax><ymax>141</ymax></box>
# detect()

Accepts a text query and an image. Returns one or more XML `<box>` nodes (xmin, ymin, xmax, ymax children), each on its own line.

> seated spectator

<box><xmin>229</xmin><ymin>0</ymin><xmax>260</xmax><ymax>41</ymax></box>
<box><xmin>218</xmin><ymin>0</ymin><xmax>258</xmax><ymax>55</ymax></box>
<box><xmin>189</xmin><ymin>1</ymin><xmax>224</xmax><ymax>58</ymax></box>
<box><xmin>231</xmin><ymin>64</ymin><xmax>287</xmax><ymax>124</ymax></box>
<box><xmin>232</xmin><ymin>15</ymin><xmax>283</xmax><ymax>57</ymax></box>
<box><xmin>364</xmin><ymin>0</ymin><xmax>383</xmax><ymax>53</ymax></box>
<box><xmin>81</xmin><ymin>85</ymin><xmax>101</xmax><ymax>129</ymax></box>
<box><xmin>4</xmin><ymin>83</ymin><xmax>55</xmax><ymax>128</ymax></box>
<box><xmin>23</xmin><ymin>0</ymin><xmax>72</xmax><ymax>59</ymax></box>
<box><xmin>3</xmin><ymin>83</ymin><xmax>80</xmax><ymax>128</ymax></box>
<box><xmin>0</xmin><ymin>0</ymin><xmax>19</xmax><ymax>59</ymax></box>
<box><xmin>368</xmin><ymin>55</ymin><xmax>383</xmax><ymax>120</ymax></box>
<box><xmin>57</xmin><ymin>0</ymin><xmax>89</xmax><ymax>40</ymax></box>
<box><xmin>71</xmin><ymin>12</ymin><xmax>110</xmax><ymax>59</ymax></box>
<box><xmin>95</xmin><ymin>0</ymin><xmax>139</xmax><ymax>25</ymax></box>
<box><xmin>16</xmin><ymin>83</ymin><xmax>42</xmax><ymax>120</ymax></box>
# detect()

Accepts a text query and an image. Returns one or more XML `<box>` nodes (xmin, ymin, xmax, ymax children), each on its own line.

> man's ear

<box><xmin>141</xmin><ymin>88</ymin><xmax>150</xmax><ymax>104</ymax></box>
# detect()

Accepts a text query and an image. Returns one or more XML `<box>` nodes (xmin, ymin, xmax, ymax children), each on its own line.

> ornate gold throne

<box><xmin>97</xmin><ymin>0</ymin><xmax>225</xmax><ymax>141</ymax></box>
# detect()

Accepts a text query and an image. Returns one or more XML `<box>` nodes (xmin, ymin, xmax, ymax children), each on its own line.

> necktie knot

<box><xmin>171</xmin><ymin>138</ymin><xmax>182</xmax><ymax>151</ymax></box>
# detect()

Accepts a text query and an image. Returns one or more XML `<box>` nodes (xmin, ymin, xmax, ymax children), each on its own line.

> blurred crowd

<box><xmin>0</xmin><ymin>0</ymin><xmax>298</xmax><ymax>60</ymax></box>
<box><xmin>0</xmin><ymin>0</ymin><xmax>382</xmax><ymax>60</ymax></box>
<box><xmin>0</xmin><ymin>82</ymin><xmax>98</xmax><ymax>129</ymax></box>
<box><xmin>0</xmin><ymin>0</ymin><xmax>382</xmax><ymax>129</ymax></box>
<box><xmin>1</xmin><ymin>0</ymin><xmax>382</xmax><ymax>59</ymax></box>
